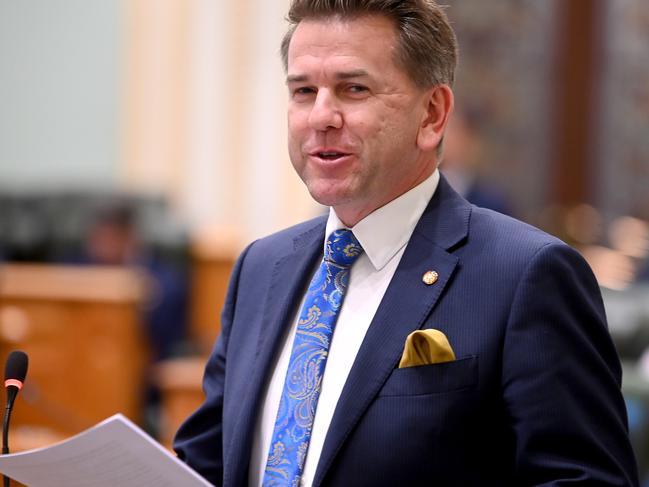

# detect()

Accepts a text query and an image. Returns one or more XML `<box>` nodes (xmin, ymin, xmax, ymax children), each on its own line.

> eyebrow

<box><xmin>286</xmin><ymin>69</ymin><xmax>370</xmax><ymax>84</ymax></box>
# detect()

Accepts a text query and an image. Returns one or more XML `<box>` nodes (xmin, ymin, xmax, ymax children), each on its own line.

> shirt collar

<box><xmin>325</xmin><ymin>169</ymin><xmax>440</xmax><ymax>271</ymax></box>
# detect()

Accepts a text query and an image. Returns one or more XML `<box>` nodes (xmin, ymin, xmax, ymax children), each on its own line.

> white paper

<box><xmin>0</xmin><ymin>414</ymin><xmax>212</xmax><ymax>487</ymax></box>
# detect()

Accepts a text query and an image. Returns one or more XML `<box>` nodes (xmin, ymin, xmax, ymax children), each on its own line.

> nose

<box><xmin>308</xmin><ymin>89</ymin><xmax>343</xmax><ymax>131</ymax></box>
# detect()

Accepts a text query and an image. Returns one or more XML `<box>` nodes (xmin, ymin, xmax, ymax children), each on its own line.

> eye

<box><xmin>291</xmin><ymin>86</ymin><xmax>316</xmax><ymax>100</ymax></box>
<box><xmin>348</xmin><ymin>85</ymin><xmax>368</xmax><ymax>93</ymax></box>
<box><xmin>345</xmin><ymin>84</ymin><xmax>370</xmax><ymax>99</ymax></box>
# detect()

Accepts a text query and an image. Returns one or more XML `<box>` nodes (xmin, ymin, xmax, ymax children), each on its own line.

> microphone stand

<box><xmin>2</xmin><ymin>399</ymin><xmax>13</xmax><ymax>487</ymax></box>
<box><xmin>3</xmin><ymin>387</ymin><xmax>19</xmax><ymax>487</ymax></box>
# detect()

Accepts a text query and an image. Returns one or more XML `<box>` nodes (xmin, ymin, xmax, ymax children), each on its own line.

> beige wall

<box><xmin>121</xmin><ymin>0</ymin><xmax>319</xmax><ymax>250</ymax></box>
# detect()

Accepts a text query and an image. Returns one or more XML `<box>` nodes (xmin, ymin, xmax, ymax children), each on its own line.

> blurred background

<box><xmin>1</xmin><ymin>0</ymin><xmax>649</xmax><ymax>482</ymax></box>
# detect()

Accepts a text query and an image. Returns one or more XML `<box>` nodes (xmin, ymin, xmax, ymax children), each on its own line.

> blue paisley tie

<box><xmin>262</xmin><ymin>229</ymin><xmax>363</xmax><ymax>486</ymax></box>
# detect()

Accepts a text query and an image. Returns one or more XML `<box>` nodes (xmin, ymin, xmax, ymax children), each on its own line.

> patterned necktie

<box><xmin>263</xmin><ymin>229</ymin><xmax>363</xmax><ymax>486</ymax></box>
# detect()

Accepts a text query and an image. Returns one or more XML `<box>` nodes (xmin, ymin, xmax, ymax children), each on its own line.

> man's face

<box><xmin>287</xmin><ymin>15</ymin><xmax>440</xmax><ymax>226</ymax></box>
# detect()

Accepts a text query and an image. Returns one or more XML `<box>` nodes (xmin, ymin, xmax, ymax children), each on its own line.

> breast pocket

<box><xmin>378</xmin><ymin>355</ymin><xmax>478</xmax><ymax>397</ymax></box>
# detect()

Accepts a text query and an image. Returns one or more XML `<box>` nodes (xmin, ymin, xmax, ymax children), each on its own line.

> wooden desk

<box><xmin>0</xmin><ymin>264</ymin><xmax>149</xmax><ymax>440</ymax></box>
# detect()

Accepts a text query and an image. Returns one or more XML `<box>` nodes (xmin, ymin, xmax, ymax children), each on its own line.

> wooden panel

<box><xmin>0</xmin><ymin>264</ymin><xmax>150</xmax><ymax>441</ymax></box>
<box><xmin>189</xmin><ymin>247</ymin><xmax>236</xmax><ymax>355</ymax></box>
<box><xmin>154</xmin><ymin>357</ymin><xmax>205</xmax><ymax>448</ymax></box>
<box><xmin>552</xmin><ymin>0</ymin><xmax>604</xmax><ymax>206</ymax></box>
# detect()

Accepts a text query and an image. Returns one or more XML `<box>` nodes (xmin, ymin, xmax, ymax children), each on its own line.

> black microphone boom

<box><xmin>3</xmin><ymin>350</ymin><xmax>29</xmax><ymax>487</ymax></box>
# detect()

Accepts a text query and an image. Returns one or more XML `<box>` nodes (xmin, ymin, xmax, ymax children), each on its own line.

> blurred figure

<box><xmin>69</xmin><ymin>202</ymin><xmax>188</xmax><ymax>362</ymax></box>
<box><xmin>441</xmin><ymin>108</ymin><xmax>511</xmax><ymax>215</ymax></box>
<box><xmin>84</xmin><ymin>203</ymin><xmax>139</xmax><ymax>265</ymax></box>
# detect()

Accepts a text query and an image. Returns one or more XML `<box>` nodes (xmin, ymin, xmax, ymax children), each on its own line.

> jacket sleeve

<box><xmin>173</xmin><ymin>242</ymin><xmax>253</xmax><ymax>486</ymax></box>
<box><xmin>502</xmin><ymin>242</ymin><xmax>639</xmax><ymax>486</ymax></box>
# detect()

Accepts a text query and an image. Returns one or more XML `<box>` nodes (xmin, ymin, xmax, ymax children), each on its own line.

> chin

<box><xmin>309</xmin><ymin>192</ymin><xmax>340</xmax><ymax>208</ymax></box>
<box><xmin>306</xmin><ymin>183</ymin><xmax>352</xmax><ymax>208</ymax></box>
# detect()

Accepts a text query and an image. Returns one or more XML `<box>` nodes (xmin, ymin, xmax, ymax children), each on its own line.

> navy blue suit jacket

<box><xmin>175</xmin><ymin>177</ymin><xmax>638</xmax><ymax>486</ymax></box>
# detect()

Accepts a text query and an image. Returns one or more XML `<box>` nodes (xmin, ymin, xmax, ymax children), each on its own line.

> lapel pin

<box><xmin>422</xmin><ymin>270</ymin><xmax>439</xmax><ymax>285</ymax></box>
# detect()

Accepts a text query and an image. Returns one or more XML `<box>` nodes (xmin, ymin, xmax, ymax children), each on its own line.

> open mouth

<box><xmin>313</xmin><ymin>151</ymin><xmax>350</xmax><ymax>161</ymax></box>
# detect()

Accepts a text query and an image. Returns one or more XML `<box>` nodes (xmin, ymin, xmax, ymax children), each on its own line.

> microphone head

<box><xmin>4</xmin><ymin>351</ymin><xmax>28</xmax><ymax>386</ymax></box>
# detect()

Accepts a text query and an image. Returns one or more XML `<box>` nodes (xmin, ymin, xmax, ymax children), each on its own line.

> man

<box><xmin>175</xmin><ymin>1</ymin><xmax>639</xmax><ymax>485</ymax></box>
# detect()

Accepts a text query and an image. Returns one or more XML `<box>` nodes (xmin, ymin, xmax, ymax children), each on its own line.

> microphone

<box><xmin>4</xmin><ymin>351</ymin><xmax>28</xmax><ymax>414</ymax></box>
<box><xmin>3</xmin><ymin>350</ymin><xmax>28</xmax><ymax>487</ymax></box>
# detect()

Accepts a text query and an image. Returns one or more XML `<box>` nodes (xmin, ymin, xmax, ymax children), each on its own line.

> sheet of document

<box><xmin>0</xmin><ymin>414</ymin><xmax>212</xmax><ymax>487</ymax></box>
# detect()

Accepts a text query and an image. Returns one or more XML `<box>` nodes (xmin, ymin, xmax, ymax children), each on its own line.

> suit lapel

<box><xmin>313</xmin><ymin>177</ymin><xmax>472</xmax><ymax>486</ymax></box>
<box><xmin>225</xmin><ymin>221</ymin><xmax>325</xmax><ymax>487</ymax></box>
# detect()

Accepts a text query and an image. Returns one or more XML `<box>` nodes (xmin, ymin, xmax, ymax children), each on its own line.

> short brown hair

<box><xmin>280</xmin><ymin>0</ymin><xmax>458</xmax><ymax>88</ymax></box>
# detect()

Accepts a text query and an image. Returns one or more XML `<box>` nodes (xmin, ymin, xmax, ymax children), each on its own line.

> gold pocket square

<box><xmin>398</xmin><ymin>329</ymin><xmax>455</xmax><ymax>368</ymax></box>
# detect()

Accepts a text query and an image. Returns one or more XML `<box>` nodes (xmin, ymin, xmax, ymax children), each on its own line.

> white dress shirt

<box><xmin>249</xmin><ymin>170</ymin><xmax>440</xmax><ymax>487</ymax></box>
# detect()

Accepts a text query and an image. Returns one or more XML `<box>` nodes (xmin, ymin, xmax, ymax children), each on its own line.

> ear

<box><xmin>417</xmin><ymin>85</ymin><xmax>454</xmax><ymax>152</ymax></box>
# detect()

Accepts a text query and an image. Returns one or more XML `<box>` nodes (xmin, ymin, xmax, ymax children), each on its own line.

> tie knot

<box><xmin>325</xmin><ymin>229</ymin><xmax>363</xmax><ymax>267</ymax></box>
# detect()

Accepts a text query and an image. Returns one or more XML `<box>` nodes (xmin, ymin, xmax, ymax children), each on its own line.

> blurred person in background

<box><xmin>174</xmin><ymin>0</ymin><xmax>638</xmax><ymax>485</ymax></box>
<box><xmin>70</xmin><ymin>202</ymin><xmax>188</xmax><ymax>362</ymax></box>
<box><xmin>440</xmin><ymin>107</ymin><xmax>511</xmax><ymax>216</ymax></box>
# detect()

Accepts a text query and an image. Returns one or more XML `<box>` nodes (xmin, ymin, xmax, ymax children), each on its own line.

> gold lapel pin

<box><xmin>422</xmin><ymin>270</ymin><xmax>439</xmax><ymax>285</ymax></box>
